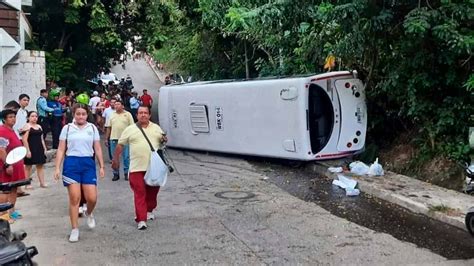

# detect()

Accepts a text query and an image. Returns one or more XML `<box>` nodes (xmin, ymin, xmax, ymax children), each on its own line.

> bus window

<box><xmin>308</xmin><ymin>84</ymin><xmax>334</xmax><ymax>154</ymax></box>
<box><xmin>189</xmin><ymin>104</ymin><xmax>210</xmax><ymax>133</ymax></box>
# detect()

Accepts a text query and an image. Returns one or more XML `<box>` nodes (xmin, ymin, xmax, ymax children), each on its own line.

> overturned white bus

<box><xmin>158</xmin><ymin>71</ymin><xmax>367</xmax><ymax>161</ymax></box>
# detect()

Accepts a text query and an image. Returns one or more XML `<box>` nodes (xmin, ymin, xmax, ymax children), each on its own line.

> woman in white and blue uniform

<box><xmin>54</xmin><ymin>103</ymin><xmax>105</xmax><ymax>242</ymax></box>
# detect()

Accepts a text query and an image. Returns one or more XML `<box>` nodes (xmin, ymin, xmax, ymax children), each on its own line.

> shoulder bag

<box><xmin>136</xmin><ymin>123</ymin><xmax>168</xmax><ymax>187</ymax></box>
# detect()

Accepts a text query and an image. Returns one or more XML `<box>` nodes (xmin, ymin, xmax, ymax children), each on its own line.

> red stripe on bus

<box><xmin>310</xmin><ymin>74</ymin><xmax>352</xmax><ymax>82</ymax></box>
<box><xmin>315</xmin><ymin>151</ymin><xmax>355</xmax><ymax>158</ymax></box>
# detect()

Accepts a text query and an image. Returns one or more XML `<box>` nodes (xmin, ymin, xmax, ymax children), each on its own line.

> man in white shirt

<box><xmin>13</xmin><ymin>94</ymin><xmax>30</xmax><ymax>138</ymax></box>
<box><xmin>88</xmin><ymin>91</ymin><xmax>101</xmax><ymax>115</ymax></box>
<box><xmin>102</xmin><ymin>98</ymin><xmax>116</xmax><ymax>161</ymax></box>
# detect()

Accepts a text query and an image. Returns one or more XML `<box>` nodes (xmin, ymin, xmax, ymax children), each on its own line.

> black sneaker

<box><xmin>112</xmin><ymin>174</ymin><xmax>120</xmax><ymax>181</ymax></box>
<box><xmin>124</xmin><ymin>173</ymin><xmax>129</xmax><ymax>181</ymax></box>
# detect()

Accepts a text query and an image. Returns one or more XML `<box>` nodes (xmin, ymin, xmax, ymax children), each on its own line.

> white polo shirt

<box><xmin>89</xmin><ymin>96</ymin><xmax>101</xmax><ymax>114</ymax></box>
<box><xmin>59</xmin><ymin>122</ymin><xmax>100</xmax><ymax>157</ymax></box>
<box><xmin>13</xmin><ymin>108</ymin><xmax>28</xmax><ymax>139</ymax></box>
<box><xmin>102</xmin><ymin>107</ymin><xmax>115</xmax><ymax>126</ymax></box>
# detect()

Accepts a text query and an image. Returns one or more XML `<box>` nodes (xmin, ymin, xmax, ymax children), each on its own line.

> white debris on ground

<box><xmin>332</xmin><ymin>174</ymin><xmax>360</xmax><ymax>197</ymax></box>
<box><xmin>348</xmin><ymin>159</ymin><xmax>385</xmax><ymax>176</ymax></box>
<box><xmin>328</xmin><ymin>166</ymin><xmax>343</xmax><ymax>173</ymax></box>
<box><xmin>368</xmin><ymin>158</ymin><xmax>384</xmax><ymax>176</ymax></box>
<box><xmin>349</xmin><ymin>161</ymin><xmax>370</xmax><ymax>175</ymax></box>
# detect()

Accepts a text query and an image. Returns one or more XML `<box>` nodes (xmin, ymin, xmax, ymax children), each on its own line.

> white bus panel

<box><xmin>158</xmin><ymin>71</ymin><xmax>367</xmax><ymax>161</ymax></box>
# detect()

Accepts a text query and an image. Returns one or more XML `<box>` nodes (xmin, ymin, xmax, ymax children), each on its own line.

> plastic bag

<box><xmin>337</xmin><ymin>174</ymin><xmax>357</xmax><ymax>190</ymax></box>
<box><xmin>332</xmin><ymin>174</ymin><xmax>360</xmax><ymax>197</ymax></box>
<box><xmin>144</xmin><ymin>151</ymin><xmax>169</xmax><ymax>187</ymax></box>
<box><xmin>346</xmin><ymin>188</ymin><xmax>360</xmax><ymax>197</ymax></box>
<box><xmin>368</xmin><ymin>158</ymin><xmax>384</xmax><ymax>176</ymax></box>
<box><xmin>349</xmin><ymin>161</ymin><xmax>370</xmax><ymax>175</ymax></box>
<box><xmin>328</xmin><ymin>167</ymin><xmax>343</xmax><ymax>173</ymax></box>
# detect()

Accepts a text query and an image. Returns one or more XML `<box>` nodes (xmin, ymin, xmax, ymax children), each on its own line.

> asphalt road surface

<box><xmin>111</xmin><ymin>58</ymin><xmax>162</xmax><ymax>122</ymax></box>
<box><xmin>14</xmin><ymin>150</ymin><xmax>467</xmax><ymax>265</ymax></box>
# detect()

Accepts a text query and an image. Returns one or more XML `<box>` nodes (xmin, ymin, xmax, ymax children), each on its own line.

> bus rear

<box><xmin>308</xmin><ymin>73</ymin><xmax>367</xmax><ymax>159</ymax></box>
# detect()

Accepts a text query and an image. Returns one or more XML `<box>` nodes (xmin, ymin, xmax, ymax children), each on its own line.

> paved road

<box><xmin>10</xmin><ymin>60</ymin><xmax>471</xmax><ymax>265</ymax></box>
<box><xmin>111</xmin><ymin>59</ymin><xmax>162</xmax><ymax>122</ymax></box>
<box><xmin>14</xmin><ymin>150</ymin><xmax>459</xmax><ymax>265</ymax></box>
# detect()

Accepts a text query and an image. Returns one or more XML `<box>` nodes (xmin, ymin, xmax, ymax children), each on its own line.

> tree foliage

<box><xmin>27</xmin><ymin>0</ymin><xmax>149</xmax><ymax>87</ymax></box>
<box><xmin>29</xmin><ymin>0</ymin><xmax>474</xmax><ymax>160</ymax></box>
<box><xmin>140</xmin><ymin>0</ymin><xmax>473</xmax><ymax>160</ymax></box>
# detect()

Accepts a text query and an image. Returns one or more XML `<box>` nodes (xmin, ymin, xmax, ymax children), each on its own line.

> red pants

<box><xmin>129</xmin><ymin>172</ymin><xmax>161</xmax><ymax>222</ymax></box>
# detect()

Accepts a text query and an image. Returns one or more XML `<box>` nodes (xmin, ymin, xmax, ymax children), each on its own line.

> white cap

<box><xmin>93</xmin><ymin>91</ymin><xmax>99</xmax><ymax>96</ymax></box>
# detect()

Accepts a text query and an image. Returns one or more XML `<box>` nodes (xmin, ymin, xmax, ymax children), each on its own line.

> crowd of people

<box><xmin>0</xmin><ymin>74</ymin><xmax>167</xmax><ymax>242</ymax></box>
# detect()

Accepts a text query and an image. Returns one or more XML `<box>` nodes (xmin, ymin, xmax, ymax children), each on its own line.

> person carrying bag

<box><xmin>112</xmin><ymin>106</ymin><xmax>169</xmax><ymax>230</ymax></box>
<box><xmin>136</xmin><ymin>123</ymin><xmax>169</xmax><ymax>187</ymax></box>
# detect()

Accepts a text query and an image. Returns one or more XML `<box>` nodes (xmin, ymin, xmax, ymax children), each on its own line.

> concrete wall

<box><xmin>1</xmin><ymin>50</ymin><xmax>45</xmax><ymax>109</ymax></box>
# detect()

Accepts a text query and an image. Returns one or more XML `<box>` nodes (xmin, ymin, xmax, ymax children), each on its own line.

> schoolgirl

<box><xmin>54</xmin><ymin>103</ymin><xmax>105</xmax><ymax>242</ymax></box>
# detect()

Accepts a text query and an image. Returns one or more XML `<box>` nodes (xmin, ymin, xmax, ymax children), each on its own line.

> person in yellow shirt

<box><xmin>112</xmin><ymin>105</ymin><xmax>167</xmax><ymax>230</ymax></box>
<box><xmin>105</xmin><ymin>100</ymin><xmax>134</xmax><ymax>181</ymax></box>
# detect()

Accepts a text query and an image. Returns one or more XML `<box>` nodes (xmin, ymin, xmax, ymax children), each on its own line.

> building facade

<box><xmin>0</xmin><ymin>0</ymin><xmax>44</xmax><ymax>109</ymax></box>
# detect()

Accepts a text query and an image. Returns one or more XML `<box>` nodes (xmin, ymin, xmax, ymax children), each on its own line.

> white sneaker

<box><xmin>82</xmin><ymin>204</ymin><xmax>88</xmax><ymax>214</ymax></box>
<box><xmin>147</xmin><ymin>212</ymin><xmax>155</xmax><ymax>221</ymax></box>
<box><xmin>137</xmin><ymin>221</ymin><xmax>147</xmax><ymax>230</ymax></box>
<box><xmin>78</xmin><ymin>206</ymin><xmax>84</xmax><ymax>216</ymax></box>
<box><xmin>69</xmin><ymin>228</ymin><xmax>79</xmax><ymax>242</ymax></box>
<box><xmin>87</xmin><ymin>213</ymin><xmax>96</xmax><ymax>229</ymax></box>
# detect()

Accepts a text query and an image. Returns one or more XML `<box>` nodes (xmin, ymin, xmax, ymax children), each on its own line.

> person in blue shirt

<box><xmin>47</xmin><ymin>89</ymin><xmax>65</xmax><ymax>149</ymax></box>
<box><xmin>36</xmin><ymin>89</ymin><xmax>54</xmax><ymax>144</ymax></box>
<box><xmin>129</xmin><ymin>91</ymin><xmax>140</xmax><ymax>122</ymax></box>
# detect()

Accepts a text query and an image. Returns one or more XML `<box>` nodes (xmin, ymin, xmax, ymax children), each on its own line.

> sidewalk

<box><xmin>144</xmin><ymin>54</ymin><xmax>168</xmax><ymax>84</ymax></box>
<box><xmin>313</xmin><ymin>160</ymin><xmax>474</xmax><ymax>231</ymax></box>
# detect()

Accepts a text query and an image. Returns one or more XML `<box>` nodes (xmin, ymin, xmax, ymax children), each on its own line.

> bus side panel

<box><xmin>164</xmin><ymin>79</ymin><xmax>313</xmax><ymax>160</ymax></box>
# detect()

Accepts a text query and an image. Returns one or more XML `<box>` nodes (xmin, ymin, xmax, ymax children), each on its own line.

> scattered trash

<box><xmin>261</xmin><ymin>176</ymin><xmax>269</xmax><ymax>181</ymax></box>
<box><xmin>337</xmin><ymin>174</ymin><xmax>357</xmax><ymax>190</ymax></box>
<box><xmin>332</xmin><ymin>179</ymin><xmax>347</xmax><ymax>189</ymax></box>
<box><xmin>349</xmin><ymin>161</ymin><xmax>370</xmax><ymax>175</ymax></box>
<box><xmin>346</xmin><ymin>188</ymin><xmax>360</xmax><ymax>197</ymax></box>
<box><xmin>328</xmin><ymin>166</ymin><xmax>343</xmax><ymax>173</ymax></box>
<box><xmin>348</xmin><ymin>159</ymin><xmax>384</xmax><ymax>176</ymax></box>
<box><xmin>368</xmin><ymin>158</ymin><xmax>384</xmax><ymax>176</ymax></box>
<box><xmin>332</xmin><ymin>174</ymin><xmax>360</xmax><ymax>197</ymax></box>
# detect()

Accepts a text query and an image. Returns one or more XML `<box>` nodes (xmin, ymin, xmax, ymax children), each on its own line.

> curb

<box><xmin>144</xmin><ymin>55</ymin><xmax>167</xmax><ymax>84</ymax></box>
<box><xmin>312</xmin><ymin>161</ymin><xmax>472</xmax><ymax>231</ymax></box>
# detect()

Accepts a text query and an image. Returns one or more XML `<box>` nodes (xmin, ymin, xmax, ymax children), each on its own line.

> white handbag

<box><xmin>136</xmin><ymin>124</ymin><xmax>168</xmax><ymax>187</ymax></box>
